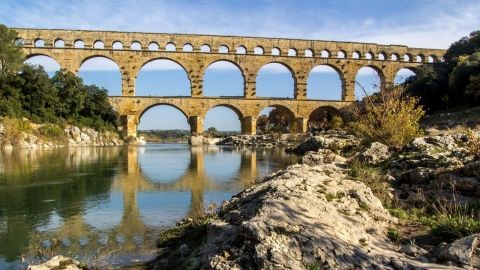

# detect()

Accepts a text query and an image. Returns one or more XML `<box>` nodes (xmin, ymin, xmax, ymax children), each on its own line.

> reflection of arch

<box><xmin>256</xmin><ymin>62</ymin><xmax>296</xmax><ymax>98</ymax></box>
<box><xmin>307</xmin><ymin>64</ymin><xmax>344</xmax><ymax>100</ymax></box>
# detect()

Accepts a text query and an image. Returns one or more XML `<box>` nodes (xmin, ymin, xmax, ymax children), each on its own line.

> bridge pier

<box><xmin>122</xmin><ymin>115</ymin><xmax>138</xmax><ymax>138</ymax></box>
<box><xmin>293</xmin><ymin>117</ymin><xmax>308</xmax><ymax>133</ymax></box>
<box><xmin>241</xmin><ymin>116</ymin><xmax>256</xmax><ymax>135</ymax></box>
<box><xmin>189</xmin><ymin>116</ymin><xmax>204</xmax><ymax>134</ymax></box>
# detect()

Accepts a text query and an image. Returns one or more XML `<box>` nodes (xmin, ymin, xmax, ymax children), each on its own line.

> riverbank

<box><xmin>147</xmin><ymin>130</ymin><xmax>480</xmax><ymax>269</ymax></box>
<box><xmin>25</xmin><ymin>128</ymin><xmax>480</xmax><ymax>269</ymax></box>
<box><xmin>0</xmin><ymin>117</ymin><xmax>124</xmax><ymax>149</ymax></box>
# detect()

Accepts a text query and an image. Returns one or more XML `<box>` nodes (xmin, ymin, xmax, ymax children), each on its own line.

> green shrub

<box><xmin>349</xmin><ymin>85</ymin><xmax>425</xmax><ymax>148</ymax></box>
<box><xmin>329</xmin><ymin>115</ymin><xmax>344</xmax><ymax>129</ymax></box>
<box><xmin>1</xmin><ymin>117</ymin><xmax>32</xmax><ymax>144</ymax></box>
<box><xmin>465</xmin><ymin>128</ymin><xmax>480</xmax><ymax>157</ymax></box>
<box><xmin>36</xmin><ymin>124</ymin><xmax>65</xmax><ymax>142</ymax></box>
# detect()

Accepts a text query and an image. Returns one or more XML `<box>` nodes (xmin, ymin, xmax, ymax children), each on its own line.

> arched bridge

<box><xmin>14</xmin><ymin>28</ymin><xmax>445</xmax><ymax>136</ymax></box>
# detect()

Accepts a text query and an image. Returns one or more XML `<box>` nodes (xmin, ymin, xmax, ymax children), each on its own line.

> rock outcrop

<box><xmin>286</xmin><ymin>131</ymin><xmax>358</xmax><ymax>155</ymax></box>
<box><xmin>216</xmin><ymin>134</ymin><xmax>301</xmax><ymax>148</ymax></box>
<box><xmin>188</xmin><ymin>135</ymin><xmax>221</xmax><ymax>146</ymax></box>
<box><xmin>152</xmin><ymin>150</ymin><xmax>461</xmax><ymax>269</ymax></box>
<box><xmin>388</xmin><ymin>132</ymin><xmax>480</xmax><ymax>205</ymax></box>
<box><xmin>28</xmin><ymin>255</ymin><xmax>81</xmax><ymax>270</ymax></box>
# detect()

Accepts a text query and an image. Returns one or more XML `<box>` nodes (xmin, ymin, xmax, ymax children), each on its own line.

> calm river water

<box><xmin>0</xmin><ymin>144</ymin><xmax>298</xmax><ymax>269</ymax></box>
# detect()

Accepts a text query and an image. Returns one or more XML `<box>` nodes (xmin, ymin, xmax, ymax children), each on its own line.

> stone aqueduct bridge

<box><xmin>14</xmin><ymin>28</ymin><xmax>445</xmax><ymax>136</ymax></box>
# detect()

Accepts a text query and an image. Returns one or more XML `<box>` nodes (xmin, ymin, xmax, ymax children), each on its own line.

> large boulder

<box><xmin>430</xmin><ymin>233</ymin><xmax>480</xmax><ymax>267</ymax></box>
<box><xmin>153</xmin><ymin>159</ymin><xmax>460</xmax><ymax>269</ymax></box>
<box><xmin>28</xmin><ymin>255</ymin><xmax>81</xmax><ymax>270</ymax></box>
<box><xmin>355</xmin><ymin>142</ymin><xmax>390</xmax><ymax>165</ymax></box>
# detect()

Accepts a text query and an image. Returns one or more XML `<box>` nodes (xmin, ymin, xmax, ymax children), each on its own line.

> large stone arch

<box><xmin>306</xmin><ymin>63</ymin><xmax>345</xmax><ymax>100</ymax></box>
<box><xmin>255</xmin><ymin>61</ymin><xmax>296</xmax><ymax>98</ymax></box>
<box><xmin>203</xmin><ymin>59</ymin><xmax>246</xmax><ymax>97</ymax></box>
<box><xmin>135</xmin><ymin>57</ymin><xmax>192</xmax><ymax>96</ymax></box>
<box><xmin>203</xmin><ymin>104</ymin><xmax>244</xmax><ymax>133</ymax></box>
<box><xmin>307</xmin><ymin>106</ymin><xmax>342</xmax><ymax>131</ymax></box>
<box><xmin>255</xmin><ymin>104</ymin><xmax>297</xmax><ymax>133</ymax></box>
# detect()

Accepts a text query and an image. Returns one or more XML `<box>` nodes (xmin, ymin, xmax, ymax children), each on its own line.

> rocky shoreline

<box><xmin>0</xmin><ymin>120</ymin><xmax>124</xmax><ymax>149</ymax></box>
<box><xmin>27</xmin><ymin>130</ymin><xmax>480</xmax><ymax>269</ymax></box>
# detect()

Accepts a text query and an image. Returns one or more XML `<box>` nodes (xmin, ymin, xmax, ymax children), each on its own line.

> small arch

<box><xmin>394</xmin><ymin>68</ymin><xmax>416</xmax><ymax>85</ymax></box>
<box><xmin>131</xmin><ymin>41</ymin><xmax>142</xmax><ymax>50</ymax></box>
<box><xmin>24</xmin><ymin>54</ymin><xmax>61</xmax><ymax>77</ymax></box>
<box><xmin>307</xmin><ymin>65</ymin><xmax>343</xmax><ymax>100</ymax></box>
<box><xmin>377</xmin><ymin>52</ymin><xmax>386</xmax><ymax>60</ymax></box>
<box><xmin>304</xmin><ymin>49</ymin><xmax>314</xmax><ymax>57</ymax></box>
<box><xmin>165</xmin><ymin>42</ymin><xmax>176</xmax><ymax>51</ymax></box>
<box><xmin>54</xmin><ymin>39</ymin><xmax>65</xmax><ymax>48</ymax></box>
<box><xmin>416</xmin><ymin>54</ymin><xmax>424</xmax><ymax>63</ymax></box>
<box><xmin>403</xmin><ymin>54</ymin><xmax>412</xmax><ymax>62</ymax></box>
<box><xmin>112</xmin><ymin>41</ymin><xmax>123</xmax><ymax>50</ymax></box>
<box><xmin>34</xmin><ymin>38</ymin><xmax>45</xmax><ymax>47</ymax></box>
<box><xmin>428</xmin><ymin>55</ymin><xmax>436</xmax><ymax>63</ymax></box>
<box><xmin>254</xmin><ymin>46</ymin><xmax>264</xmax><ymax>55</ymax></box>
<box><xmin>391</xmin><ymin>53</ymin><xmax>399</xmax><ymax>61</ymax></box>
<box><xmin>271</xmin><ymin>47</ymin><xmax>281</xmax><ymax>56</ymax></box>
<box><xmin>256</xmin><ymin>62</ymin><xmax>295</xmax><ymax>98</ymax></box>
<box><xmin>321</xmin><ymin>50</ymin><xmax>330</xmax><ymax>58</ymax></box>
<box><xmin>203</xmin><ymin>60</ymin><xmax>244</xmax><ymax>97</ymax></box>
<box><xmin>204</xmin><ymin>105</ymin><xmax>242</xmax><ymax>132</ymax></box>
<box><xmin>308</xmin><ymin>106</ymin><xmax>342</xmax><ymax>131</ymax></box>
<box><xmin>218</xmin><ymin>45</ymin><xmax>229</xmax><ymax>53</ymax></box>
<box><xmin>14</xmin><ymin>37</ymin><xmax>24</xmax><ymax>46</ymax></box>
<box><xmin>148</xmin><ymin>42</ymin><xmax>159</xmax><ymax>51</ymax></box>
<box><xmin>352</xmin><ymin>51</ymin><xmax>361</xmax><ymax>59</ymax></box>
<box><xmin>337</xmin><ymin>50</ymin><xmax>346</xmax><ymax>58</ymax></box>
<box><xmin>74</xmin><ymin>39</ymin><xmax>85</xmax><ymax>48</ymax></box>
<box><xmin>93</xmin><ymin>40</ymin><xmax>104</xmax><ymax>49</ymax></box>
<box><xmin>183</xmin><ymin>43</ymin><xmax>194</xmax><ymax>52</ymax></box>
<box><xmin>201</xmin><ymin>44</ymin><xmax>211</xmax><ymax>52</ymax></box>
<box><xmin>365</xmin><ymin>52</ymin><xmax>373</xmax><ymax>60</ymax></box>
<box><xmin>257</xmin><ymin>105</ymin><xmax>295</xmax><ymax>134</ymax></box>
<box><xmin>236</xmin><ymin>45</ymin><xmax>246</xmax><ymax>54</ymax></box>
<box><xmin>288</xmin><ymin>48</ymin><xmax>297</xmax><ymax>56</ymax></box>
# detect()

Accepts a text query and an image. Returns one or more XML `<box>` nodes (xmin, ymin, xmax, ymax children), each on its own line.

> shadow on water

<box><xmin>0</xmin><ymin>144</ymin><xmax>298</xmax><ymax>269</ymax></box>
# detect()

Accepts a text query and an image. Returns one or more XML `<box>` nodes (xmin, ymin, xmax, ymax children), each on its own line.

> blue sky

<box><xmin>3</xmin><ymin>0</ymin><xmax>480</xmax><ymax>131</ymax></box>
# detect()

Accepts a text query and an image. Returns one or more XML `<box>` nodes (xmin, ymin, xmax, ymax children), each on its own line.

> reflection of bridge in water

<box><xmin>25</xmin><ymin>146</ymin><xmax>261</xmax><ymax>256</ymax></box>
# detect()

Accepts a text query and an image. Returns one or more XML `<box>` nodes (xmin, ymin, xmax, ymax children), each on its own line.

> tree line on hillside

<box><xmin>0</xmin><ymin>25</ymin><xmax>117</xmax><ymax>131</ymax></box>
<box><xmin>406</xmin><ymin>30</ymin><xmax>480</xmax><ymax>112</ymax></box>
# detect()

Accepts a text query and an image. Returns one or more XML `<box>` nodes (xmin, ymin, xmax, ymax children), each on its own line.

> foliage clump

<box><xmin>0</xmin><ymin>24</ymin><xmax>117</xmax><ymax>131</ymax></box>
<box><xmin>349</xmin><ymin>85</ymin><xmax>425</xmax><ymax>148</ymax></box>
<box><xmin>407</xmin><ymin>30</ymin><xmax>480</xmax><ymax>111</ymax></box>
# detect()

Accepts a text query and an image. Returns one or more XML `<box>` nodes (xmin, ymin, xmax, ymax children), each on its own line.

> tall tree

<box><xmin>0</xmin><ymin>24</ymin><xmax>24</xmax><ymax>76</ymax></box>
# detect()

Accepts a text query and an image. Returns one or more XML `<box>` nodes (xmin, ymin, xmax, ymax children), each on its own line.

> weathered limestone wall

<box><xmin>13</xmin><ymin>28</ymin><xmax>446</xmax><ymax>136</ymax></box>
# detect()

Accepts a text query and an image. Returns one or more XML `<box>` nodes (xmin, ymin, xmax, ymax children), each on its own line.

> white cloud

<box><xmin>362</xmin><ymin>18</ymin><xmax>375</xmax><ymax>26</ymax></box>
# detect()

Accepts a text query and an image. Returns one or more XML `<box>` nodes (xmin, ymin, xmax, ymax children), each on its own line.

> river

<box><xmin>0</xmin><ymin>144</ymin><xmax>298</xmax><ymax>269</ymax></box>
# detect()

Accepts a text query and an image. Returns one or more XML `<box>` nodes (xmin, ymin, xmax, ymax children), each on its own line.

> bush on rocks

<box><xmin>349</xmin><ymin>85</ymin><xmax>425</xmax><ymax>148</ymax></box>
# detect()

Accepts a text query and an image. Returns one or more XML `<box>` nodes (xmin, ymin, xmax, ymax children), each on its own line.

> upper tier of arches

<box><xmin>14</xmin><ymin>28</ymin><xmax>445</xmax><ymax>64</ymax></box>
